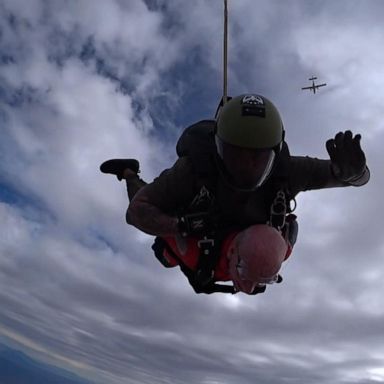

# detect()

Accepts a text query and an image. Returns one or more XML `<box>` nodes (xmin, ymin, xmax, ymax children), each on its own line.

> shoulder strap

<box><xmin>269</xmin><ymin>141</ymin><xmax>296</xmax><ymax>211</ymax></box>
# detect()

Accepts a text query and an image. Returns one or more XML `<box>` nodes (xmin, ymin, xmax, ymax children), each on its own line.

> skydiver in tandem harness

<box><xmin>100</xmin><ymin>94</ymin><xmax>370</xmax><ymax>295</ymax></box>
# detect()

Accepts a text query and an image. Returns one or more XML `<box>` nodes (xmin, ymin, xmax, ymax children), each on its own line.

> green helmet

<box><xmin>216</xmin><ymin>94</ymin><xmax>284</xmax><ymax>149</ymax></box>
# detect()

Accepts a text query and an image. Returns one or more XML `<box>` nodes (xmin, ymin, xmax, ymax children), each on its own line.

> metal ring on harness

<box><xmin>269</xmin><ymin>189</ymin><xmax>287</xmax><ymax>230</ymax></box>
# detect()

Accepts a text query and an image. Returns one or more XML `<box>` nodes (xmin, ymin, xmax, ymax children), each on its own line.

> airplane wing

<box><xmin>315</xmin><ymin>83</ymin><xmax>327</xmax><ymax>88</ymax></box>
<box><xmin>301</xmin><ymin>86</ymin><xmax>313</xmax><ymax>90</ymax></box>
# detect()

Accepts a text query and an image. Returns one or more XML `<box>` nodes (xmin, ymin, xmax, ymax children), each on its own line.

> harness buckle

<box><xmin>269</xmin><ymin>190</ymin><xmax>287</xmax><ymax>230</ymax></box>
<box><xmin>197</xmin><ymin>237</ymin><xmax>215</xmax><ymax>255</ymax></box>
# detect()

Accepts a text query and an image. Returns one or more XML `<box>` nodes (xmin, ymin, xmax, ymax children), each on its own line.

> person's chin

<box><xmin>236</xmin><ymin>279</ymin><xmax>257</xmax><ymax>294</ymax></box>
<box><xmin>234</xmin><ymin>178</ymin><xmax>258</xmax><ymax>190</ymax></box>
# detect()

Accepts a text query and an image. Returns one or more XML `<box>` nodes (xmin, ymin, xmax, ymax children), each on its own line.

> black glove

<box><xmin>326</xmin><ymin>131</ymin><xmax>367</xmax><ymax>183</ymax></box>
<box><xmin>178</xmin><ymin>212</ymin><xmax>213</xmax><ymax>237</ymax></box>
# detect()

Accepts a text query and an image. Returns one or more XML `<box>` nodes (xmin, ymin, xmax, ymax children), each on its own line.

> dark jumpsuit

<box><xmin>139</xmin><ymin>154</ymin><xmax>352</xmax><ymax>225</ymax></box>
<box><xmin>130</xmin><ymin>152</ymin><xmax>363</xmax><ymax>282</ymax></box>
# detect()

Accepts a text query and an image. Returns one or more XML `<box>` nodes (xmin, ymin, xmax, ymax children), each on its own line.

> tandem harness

<box><xmin>152</xmin><ymin>235</ymin><xmax>240</xmax><ymax>294</ymax></box>
<box><xmin>152</xmin><ymin>119</ymin><xmax>298</xmax><ymax>295</ymax></box>
<box><xmin>151</xmin><ymin>202</ymin><xmax>294</xmax><ymax>295</ymax></box>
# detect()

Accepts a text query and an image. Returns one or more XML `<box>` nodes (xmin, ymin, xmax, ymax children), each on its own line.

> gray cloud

<box><xmin>1</xmin><ymin>1</ymin><xmax>384</xmax><ymax>383</ymax></box>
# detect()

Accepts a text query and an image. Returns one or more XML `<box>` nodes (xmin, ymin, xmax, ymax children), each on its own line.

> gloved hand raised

<box><xmin>326</xmin><ymin>131</ymin><xmax>367</xmax><ymax>183</ymax></box>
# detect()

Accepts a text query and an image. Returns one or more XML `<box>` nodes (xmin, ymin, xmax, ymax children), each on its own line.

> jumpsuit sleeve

<box><xmin>136</xmin><ymin>156</ymin><xmax>196</xmax><ymax>214</ymax></box>
<box><xmin>288</xmin><ymin>156</ymin><xmax>354</xmax><ymax>195</ymax></box>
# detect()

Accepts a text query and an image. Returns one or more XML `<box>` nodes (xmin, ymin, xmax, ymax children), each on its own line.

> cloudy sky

<box><xmin>1</xmin><ymin>0</ymin><xmax>383</xmax><ymax>383</ymax></box>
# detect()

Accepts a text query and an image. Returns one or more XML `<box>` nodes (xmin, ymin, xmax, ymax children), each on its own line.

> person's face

<box><xmin>228</xmin><ymin>246</ymin><xmax>279</xmax><ymax>294</ymax></box>
<box><xmin>216</xmin><ymin>137</ymin><xmax>275</xmax><ymax>190</ymax></box>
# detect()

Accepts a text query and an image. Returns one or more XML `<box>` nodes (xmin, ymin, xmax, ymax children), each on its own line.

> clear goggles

<box><xmin>215</xmin><ymin>136</ymin><xmax>276</xmax><ymax>191</ymax></box>
<box><xmin>236</xmin><ymin>258</ymin><xmax>280</xmax><ymax>287</ymax></box>
<box><xmin>229</xmin><ymin>253</ymin><xmax>279</xmax><ymax>294</ymax></box>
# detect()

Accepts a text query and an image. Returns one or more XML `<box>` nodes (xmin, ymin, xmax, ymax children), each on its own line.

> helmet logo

<box><xmin>242</xmin><ymin>95</ymin><xmax>264</xmax><ymax>105</ymax></box>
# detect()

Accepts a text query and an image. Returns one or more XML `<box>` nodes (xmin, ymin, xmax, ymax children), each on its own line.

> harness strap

<box><xmin>195</xmin><ymin>237</ymin><xmax>217</xmax><ymax>286</ymax></box>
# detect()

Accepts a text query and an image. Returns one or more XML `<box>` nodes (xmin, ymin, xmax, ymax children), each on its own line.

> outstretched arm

<box><xmin>289</xmin><ymin>131</ymin><xmax>370</xmax><ymax>193</ymax></box>
<box><xmin>127</xmin><ymin>187</ymin><xmax>179</xmax><ymax>237</ymax></box>
<box><xmin>126</xmin><ymin>157</ymin><xmax>197</xmax><ymax>237</ymax></box>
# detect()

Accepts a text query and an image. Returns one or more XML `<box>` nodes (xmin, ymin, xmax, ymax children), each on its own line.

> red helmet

<box><xmin>227</xmin><ymin>224</ymin><xmax>288</xmax><ymax>294</ymax></box>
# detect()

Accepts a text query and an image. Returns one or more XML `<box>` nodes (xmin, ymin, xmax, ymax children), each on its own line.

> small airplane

<box><xmin>301</xmin><ymin>76</ymin><xmax>327</xmax><ymax>94</ymax></box>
